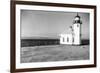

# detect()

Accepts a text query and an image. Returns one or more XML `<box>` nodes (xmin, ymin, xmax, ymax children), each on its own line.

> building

<box><xmin>60</xmin><ymin>13</ymin><xmax>82</xmax><ymax>45</ymax></box>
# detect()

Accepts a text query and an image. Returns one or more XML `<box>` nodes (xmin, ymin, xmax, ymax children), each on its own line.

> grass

<box><xmin>21</xmin><ymin>44</ymin><xmax>89</xmax><ymax>63</ymax></box>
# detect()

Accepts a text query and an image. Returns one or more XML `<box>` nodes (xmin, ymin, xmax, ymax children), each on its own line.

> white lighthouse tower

<box><xmin>59</xmin><ymin>13</ymin><xmax>82</xmax><ymax>45</ymax></box>
<box><xmin>73</xmin><ymin>13</ymin><xmax>82</xmax><ymax>45</ymax></box>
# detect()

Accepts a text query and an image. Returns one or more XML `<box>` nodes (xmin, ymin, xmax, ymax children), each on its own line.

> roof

<box><xmin>75</xmin><ymin>13</ymin><xmax>80</xmax><ymax>18</ymax></box>
<box><xmin>59</xmin><ymin>26</ymin><xmax>73</xmax><ymax>35</ymax></box>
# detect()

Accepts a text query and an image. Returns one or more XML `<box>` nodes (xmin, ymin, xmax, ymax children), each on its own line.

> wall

<box><xmin>0</xmin><ymin>0</ymin><xmax>100</xmax><ymax>73</ymax></box>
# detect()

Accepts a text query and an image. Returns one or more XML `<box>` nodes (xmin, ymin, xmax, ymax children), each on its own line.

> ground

<box><xmin>21</xmin><ymin>45</ymin><xmax>89</xmax><ymax>63</ymax></box>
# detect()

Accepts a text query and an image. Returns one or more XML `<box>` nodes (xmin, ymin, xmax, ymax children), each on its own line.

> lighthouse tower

<box><xmin>73</xmin><ymin>13</ymin><xmax>82</xmax><ymax>45</ymax></box>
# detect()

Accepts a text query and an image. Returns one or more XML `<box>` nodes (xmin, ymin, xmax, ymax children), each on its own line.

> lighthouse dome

<box><xmin>73</xmin><ymin>13</ymin><xmax>82</xmax><ymax>24</ymax></box>
<box><xmin>74</xmin><ymin>14</ymin><xmax>80</xmax><ymax>20</ymax></box>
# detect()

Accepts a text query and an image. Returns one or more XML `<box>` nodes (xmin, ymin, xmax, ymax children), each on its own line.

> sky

<box><xmin>21</xmin><ymin>10</ymin><xmax>89</xmax><ymax>39</ymax></box>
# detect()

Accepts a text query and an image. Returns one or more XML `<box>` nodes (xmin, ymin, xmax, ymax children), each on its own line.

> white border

<box><xmin>16</xmin><ymin>4</ymin><xmax>94</xmax><ymax>69</ymax></box>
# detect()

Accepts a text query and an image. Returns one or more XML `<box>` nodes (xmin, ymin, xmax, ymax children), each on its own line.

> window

<box><xmin>63</xmin><ymin>37</ymin><xmax>65</xmax><ymax>42</ymax></box>
<box><xmin>77</xmin><ymin>24</ymin><xmax>79</xmax><ymax>27</ymax></box>
<box><xmin>67</xmin><ymin>37</ymin><xmax>69</xmax><ymax>42</ymax></box>
<box><xmin>73</xmin><ymin>38</ymin><xmax>74</xmax><ymax>42</ymax></box>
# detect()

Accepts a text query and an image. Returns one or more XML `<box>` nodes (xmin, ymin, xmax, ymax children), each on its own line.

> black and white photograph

<box><xmin>11</xmin><ymin>1</ymin><xmax>96</xmax><ymax>72</ymax></box>
<box><xmin>20</xmin><ymin>10</ymin><xmax>90</xmax><ymax>63</ymax></box>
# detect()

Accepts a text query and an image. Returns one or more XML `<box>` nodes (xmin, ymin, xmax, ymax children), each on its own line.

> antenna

<box><xmin>77</xmin><ymin>13</ymin><xmax>79</xmax><ymax>16</ymax></box>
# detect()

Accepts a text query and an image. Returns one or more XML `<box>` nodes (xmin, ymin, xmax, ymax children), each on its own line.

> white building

<box><xmin>60</xmin><ymin>13</ymin><xmax>82</xmax><ymax>45</ymax></box>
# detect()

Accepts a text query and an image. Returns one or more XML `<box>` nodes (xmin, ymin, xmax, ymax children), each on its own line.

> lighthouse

<box><xmin>59</xmin><ymin>13</ymin><xmax>82</xmax><ymax>45</ymax></box>
<box><xmin>73</xmin><ymin>13</ymin><xmax>82</xmax><ymax>45</ymax></box>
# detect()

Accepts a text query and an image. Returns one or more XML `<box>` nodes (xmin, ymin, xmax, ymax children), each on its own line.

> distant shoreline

<box><xmin>21</xmin><ymin>37</ymin><xmax>89</xmax><ymax>47</ymax></box>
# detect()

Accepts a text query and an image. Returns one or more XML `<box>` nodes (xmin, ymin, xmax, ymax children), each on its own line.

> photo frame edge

<box><xmin>10</xmin><ymin>0</ymin><xmax>97</xmax><ymax>73</ymax></box>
